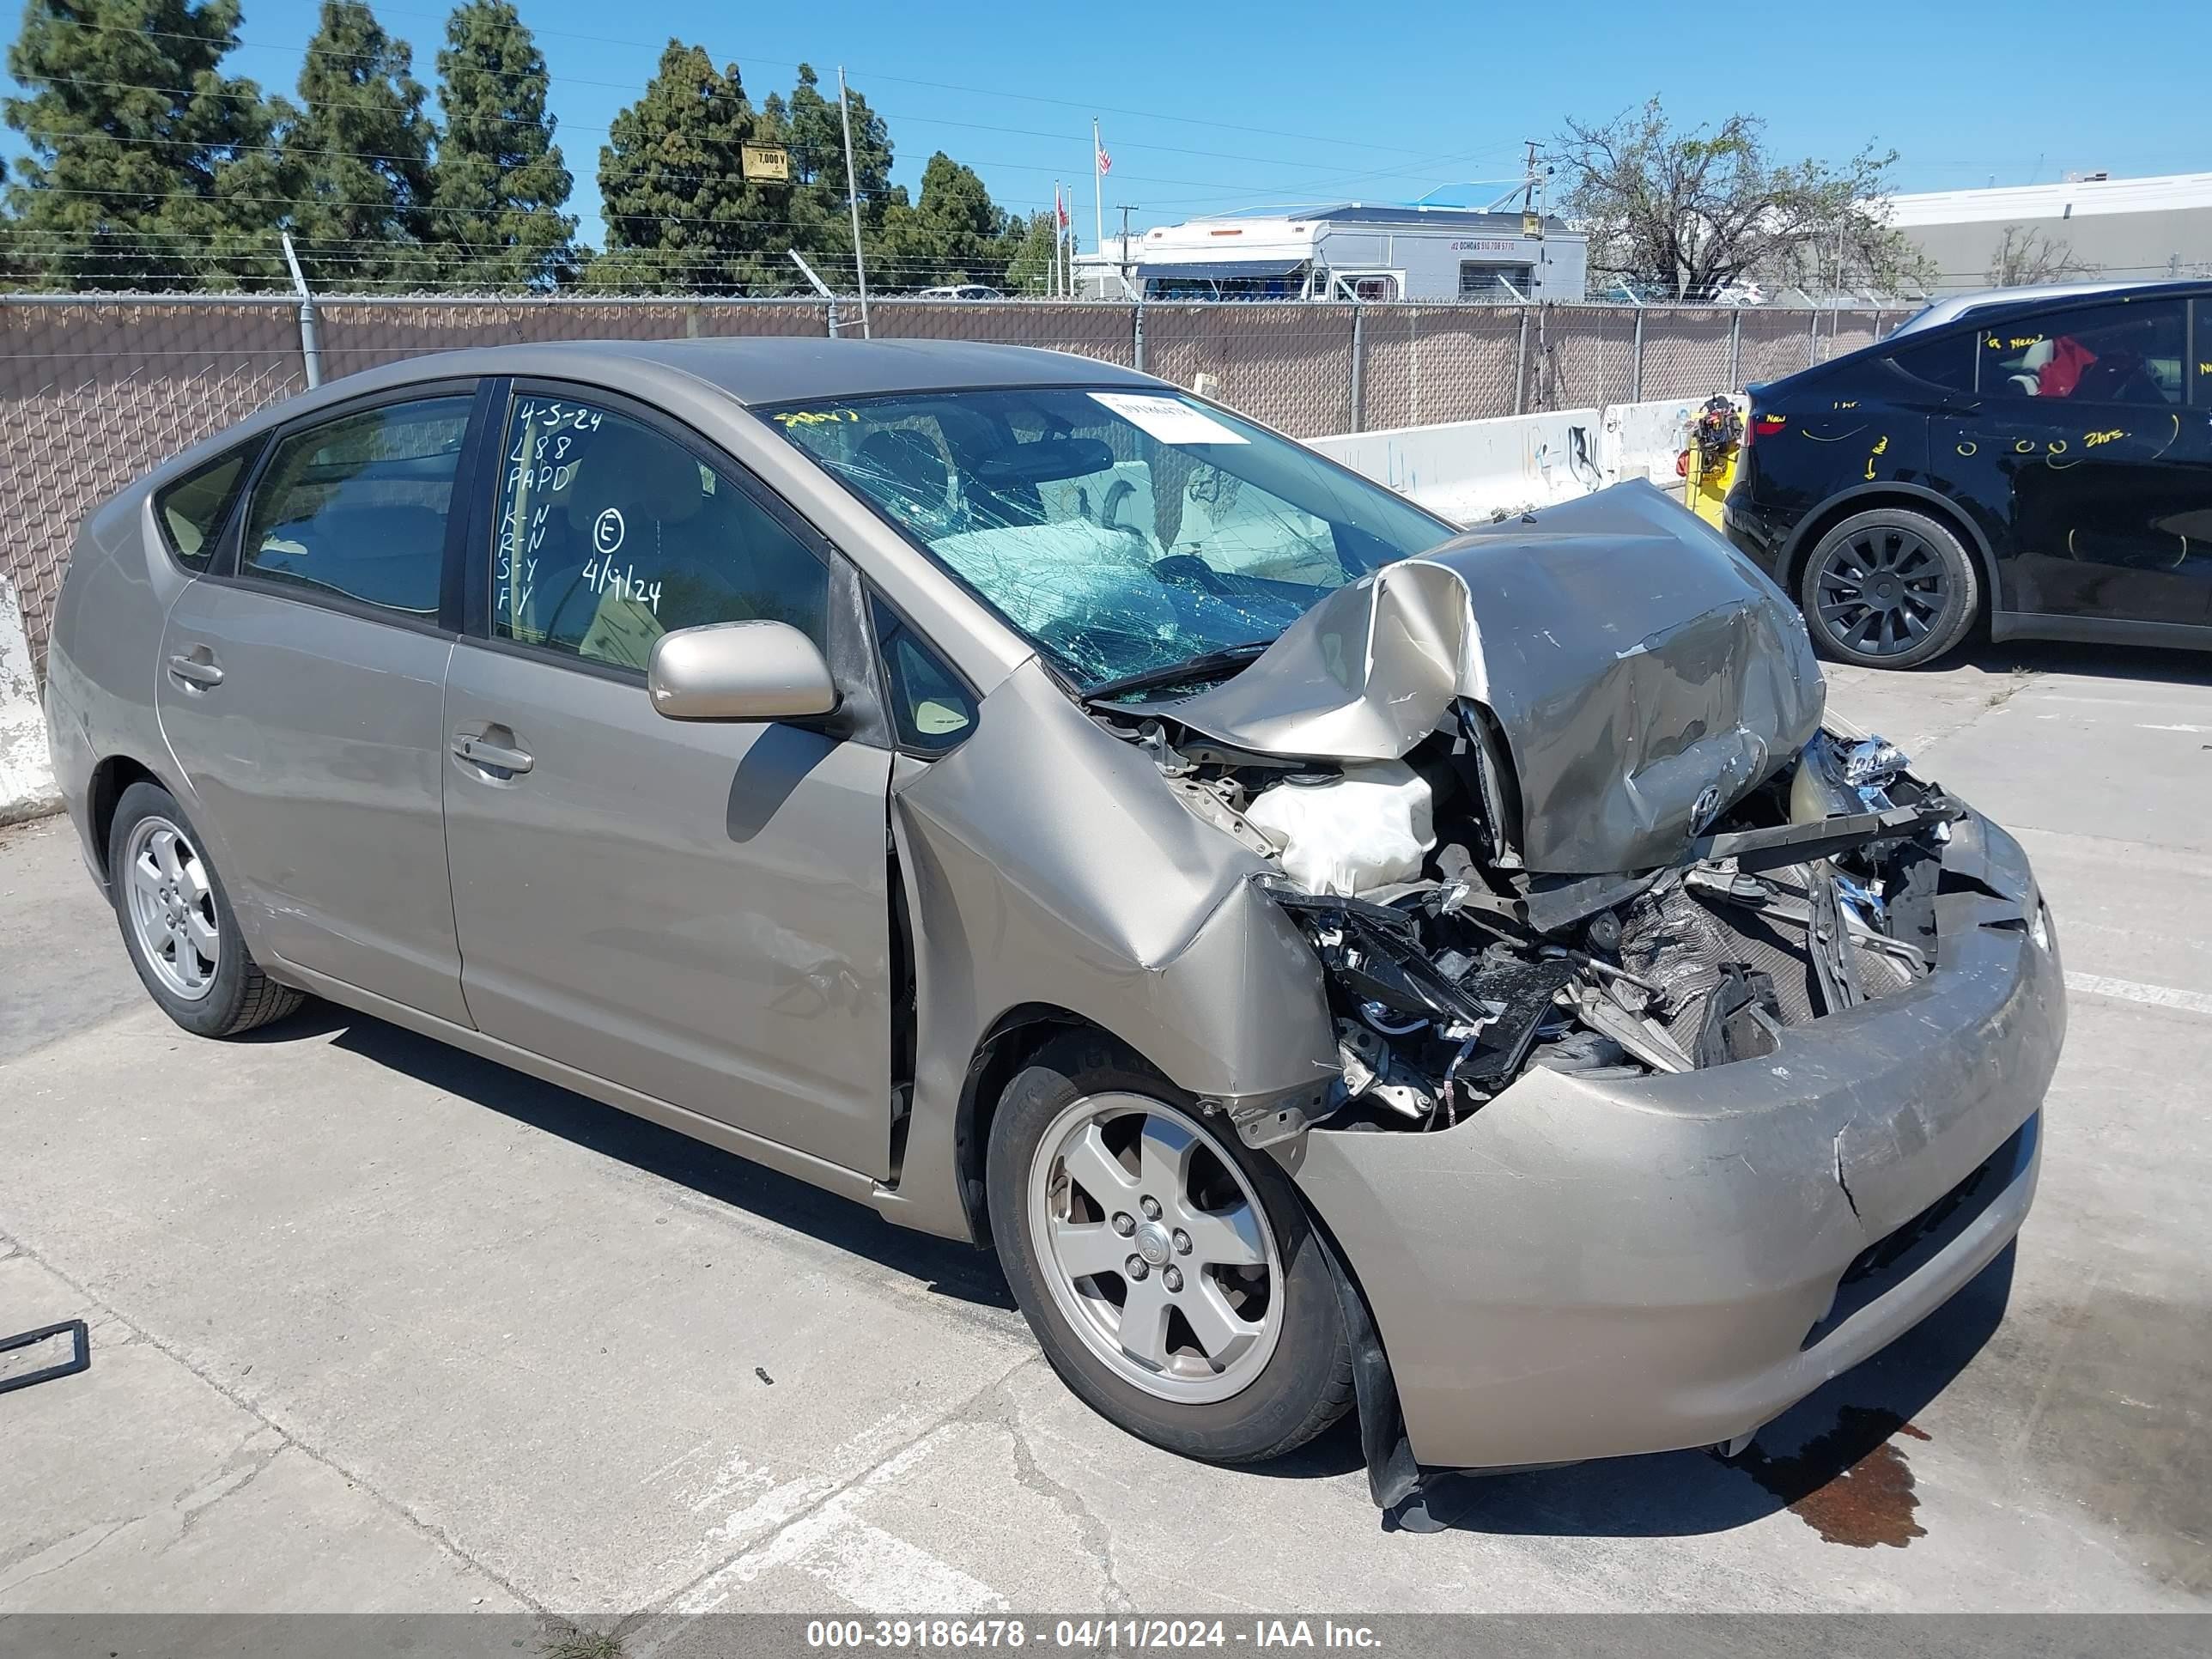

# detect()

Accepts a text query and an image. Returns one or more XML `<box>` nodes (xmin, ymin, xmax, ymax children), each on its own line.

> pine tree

<box><xmin>594</xmin><ymin>42</ymin><xmax>795</xmax><ymax>293</ymax></box>
<box><xmin>4</xmin><ymin>0</ymin><xmax>285</xmax><ymax>289</ymax></box>
<box><xmin>880</xmin><ymin>153</ymin><xmax>1008</xmax><ymax>290</ymax></box>
<box><xmin>781</xmin><ymin>64</ymin><xmax>900</xmax><ymax>286</ymax></box>
<box><xmin>431</xmin><ymin>0</ymin><xmax>574</xmax><ymax>289</ymax></box>
<box><xmin>283</xmin><ymin>0</ymin><xmax>437</xmax><ymax>288</ymax></box>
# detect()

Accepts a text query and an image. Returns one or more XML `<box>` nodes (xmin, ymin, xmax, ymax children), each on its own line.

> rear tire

<box><xmin>1799</xmin><ymin>507</ymin><xmax>1979</xmax><ymax>670</ymax></box>
<box><xmin>107</xmin><ymin>781</ymin><xmax>305</xmax><ymax>1038</ymax></box>
<box><xmin>986</xmin><ymin>1032</ymin><xmax>1354</xmax><ymax>1463</ymax></box>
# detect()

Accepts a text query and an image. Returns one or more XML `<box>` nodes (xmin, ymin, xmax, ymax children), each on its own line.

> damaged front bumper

<box><xmin>1286</xmin><ymin>808</ymin><xmax>2063</xmax><ymax>1473</ymax></box>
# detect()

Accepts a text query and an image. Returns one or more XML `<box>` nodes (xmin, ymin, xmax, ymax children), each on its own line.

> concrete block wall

<box><xmin>0</xmin><ymin>575</ymin><xmax>63</xmax><ymax>825</ymax></box>
<box><xmin>1310</xmin><ymin>396</ymin><xmax>1712</xmax><ymax>523</ymax></box>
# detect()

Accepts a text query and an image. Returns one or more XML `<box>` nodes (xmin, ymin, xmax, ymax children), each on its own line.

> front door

<box><xmin>440</xmin><ymin>386</ymin><xmax>898</xmax><ymax>1177</ymax></box>
<box><xmin>155</xmin><ymin>387</ymin><xmax>478</xmax><ymax>1024</ymax></box>
<box><xmin>1966</xmin><ymin>294</ymin><xmax>2212</xmax><ymax>626</ymax></box>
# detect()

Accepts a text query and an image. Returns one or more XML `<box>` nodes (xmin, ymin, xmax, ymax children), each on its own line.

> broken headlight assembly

<box><xmin>1218</xmin><ymin>722</ymin><xmax>1969</xmax><ymax>1139</ymax></box>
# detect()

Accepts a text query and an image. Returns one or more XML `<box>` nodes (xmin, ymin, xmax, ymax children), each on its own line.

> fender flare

<box><xmin>1778</xmin><ymin>481</ymin><xmax>2006</xmax><ymax>612</ymax></box>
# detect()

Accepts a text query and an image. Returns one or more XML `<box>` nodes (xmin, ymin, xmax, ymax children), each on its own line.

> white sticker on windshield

<box><xmin>1088</xmin><ymin>392</ymin><xmax>1249</xmax><ymax>446</ymax></box>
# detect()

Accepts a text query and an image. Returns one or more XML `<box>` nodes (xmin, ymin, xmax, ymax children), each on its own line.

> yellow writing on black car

<box><xmin>1987</xmin><ymin>334</ymin><xmax>2045</xmax><ymax>351</ymax></box>
<box><xmin>1863</xmin><ymin>434</ymin><xmax>1889</xmax><ymax>481</ymax></box>
<box><xmin>2084</xmin><ymin>428</ymin><xmax>2127</xmax><ymax>447</ymax></box>
<box><xmin>771</xmin><ymin>409</ymin><xmax>860</xmax><ymax>428</ymax></box>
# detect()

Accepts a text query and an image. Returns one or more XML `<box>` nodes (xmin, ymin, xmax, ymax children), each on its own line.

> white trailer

<box><xmin>1133</xmin><ymin>204</ymin><xmax>1588</xmax><ymax>303</ymax></box>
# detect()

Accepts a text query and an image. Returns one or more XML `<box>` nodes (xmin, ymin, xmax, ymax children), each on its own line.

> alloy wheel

<box><xmin>1027</xmin><ymin>1093</ymin><xmax>1283</xmax><ymax>1404</ymax></box>
<box><xmin>1812</xmin><ymin>524</ymin><xmax>1953</xmax><ymax>658</ymax></box>
<box><xmin>124</xmin><ymin>815</ymin><xmax>220</xmax><ymax>1000</ymax></box>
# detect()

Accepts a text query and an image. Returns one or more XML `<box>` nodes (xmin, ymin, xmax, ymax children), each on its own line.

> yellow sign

<box><xmin>1522</xmin><ymin>210</ymin><xmax>1543</xmax><ymax>239</ymax></box>
<box><xmin>741</xmin><ymin>144</ymin><xmax>791</xmax><ymax>182</ymax></box>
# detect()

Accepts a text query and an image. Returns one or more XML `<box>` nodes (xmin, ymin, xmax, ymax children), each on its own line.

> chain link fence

<box><xmin>2</xmin><ymin>294</ymin><xmax>1895</xmax><ymax>670</ymax></box>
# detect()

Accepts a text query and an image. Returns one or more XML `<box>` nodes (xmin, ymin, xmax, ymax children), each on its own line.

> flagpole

<box><xmin>1052</xmin><ymin>183</ymin><xmax>1062</xmax><ymax>297</ymax></box>
<box><xmin>1092</xmin><ymin>118</ymin><xmax>1106</xmax><ymax>283</ymax></box>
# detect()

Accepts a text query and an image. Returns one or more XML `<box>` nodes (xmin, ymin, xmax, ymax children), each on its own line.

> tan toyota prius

<box><xmin>45</xmin><ymin>339</ymin><xmax>2063</xmax><ymax>1517</ymax></box>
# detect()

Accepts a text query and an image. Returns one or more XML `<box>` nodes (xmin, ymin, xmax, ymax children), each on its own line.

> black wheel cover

<box><xmin>1810</xmin><ymin>522</ymin><xmax>1956</xmax><ymax>659</ymax></box>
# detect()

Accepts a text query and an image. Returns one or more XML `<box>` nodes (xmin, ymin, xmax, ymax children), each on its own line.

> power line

<box><xmin>23</xmin><ymin>13</ymin><xmax>1441</xmax><ymax>159</ymax></box>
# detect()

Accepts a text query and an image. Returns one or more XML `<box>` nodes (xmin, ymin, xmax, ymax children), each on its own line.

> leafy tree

<box><xmin>1554</xmin><ymin>98</ymin><xmax>1931</xmax><ymax>301</ymax></box>
<box><xmin>879</xmin><ymin>152</ymin><xmax>1008</xmax><ymax>289</ymax></box>
<box><xmin>4</xmin><ymin>0</ymin><xmax>286</xmax><ymax>289</ymax></box>
<box><xmin>1000</xmin><ymin>208</ymin><xmax>1058</xmax><ymax>295</ymax></box>
<box><xmin>431</xmin><ymin>0</ymin><xmax>575</xmax><ymax>289</ymax></box>
<box><xmin>1985</xmin><ymin>224</ymin><xmax>2098</xmax><ymax>288</ymax></box>
<box><xmin>596</xmin><ymin>42</ymin><xmax>793</xmax><ymax>292</ymax></box>
<box><xmin>283</xmin><ymin>0</ymin><xmax>438</xmax><ymax>288</ymax></box>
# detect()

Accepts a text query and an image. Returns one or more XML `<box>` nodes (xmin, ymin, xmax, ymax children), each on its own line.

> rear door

<box><xmin>439</xmin><ymin>382</ymin><xmax>899</xmax><ymax>1177</ymax></box>
<box><xmin>156</xmin><ymin>383</ymin><xmax>486</xmax><ymax>1024</ymax></box>
<box><xmin>1968</xmin><ymin>294</ymin><xmax>2211</xmax><ymax>626</ymax></box>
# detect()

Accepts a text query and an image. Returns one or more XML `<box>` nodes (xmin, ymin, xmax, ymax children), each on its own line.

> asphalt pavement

<box><xmin>3</xmin><ymin>639</ymin><xmax>2208</xmax><ymax>1627</ymax></box>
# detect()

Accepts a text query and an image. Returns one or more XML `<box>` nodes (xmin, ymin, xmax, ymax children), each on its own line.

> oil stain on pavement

<box><xmin>1736</xmin><ymin>1407</ymin><xmax>1930</xmax><ymax>1548</ymax></box>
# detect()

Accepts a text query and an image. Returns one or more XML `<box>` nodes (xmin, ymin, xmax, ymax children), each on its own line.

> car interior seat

<box><xmin>854</xmin><ymin>428</ymin><xmax>960</xmax><ymax>535</ymax></box>
<box><xmin>2009</xmin><ymin>337</ymin><xmax>2055</xmax><ymax>396</ymax></box>
<box><xmin>528</xmin><ymin>420</ymin><xmax>709</xmax><ymax>651</ymax></box>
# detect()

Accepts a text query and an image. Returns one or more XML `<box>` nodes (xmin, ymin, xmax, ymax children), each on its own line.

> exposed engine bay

<box><xmin>1076</xmin><ymin>484</ymin><xmax>1972</xmax><ymax>1146</ymax></box>
<box><xmin>1143</xmin><ymin>720</ymin><xmax>1957</xmax><ymax>1140</ymax></box>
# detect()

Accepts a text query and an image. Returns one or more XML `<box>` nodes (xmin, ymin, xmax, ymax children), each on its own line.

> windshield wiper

<box><xmin>1082</xmin><ymin>641</ymin><xmax>1275</xmax><ymax>704</ymax></box>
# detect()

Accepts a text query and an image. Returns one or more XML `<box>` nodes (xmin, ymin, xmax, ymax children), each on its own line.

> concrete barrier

<box><xmin>1</xmin><ymin>576</ymin><xmax>63</xmax><ymax>826</ymax></box>
<box><xmin>1313</xmin><ymin>396</ymin><xmax>1718</xmax><ymax>524</ymax></box>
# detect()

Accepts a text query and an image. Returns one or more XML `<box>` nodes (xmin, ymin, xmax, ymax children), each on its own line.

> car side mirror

<box><xmin>647</xmin><ymin>621</ymin><xmax>839</xmax><ymax>722</ymax></box>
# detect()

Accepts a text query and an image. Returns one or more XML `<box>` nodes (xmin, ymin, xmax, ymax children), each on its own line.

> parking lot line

<box><xmin>2063</xmin><ymin>972</ymin><xmax>2212</xmax><ymax>1018</ymax></box>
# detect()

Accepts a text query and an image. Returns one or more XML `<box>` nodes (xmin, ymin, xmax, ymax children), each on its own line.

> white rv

<box><xmin>1133</xmin><ymin>203</ymin><xmax>1588</xmax><ymax>303</ymax></box>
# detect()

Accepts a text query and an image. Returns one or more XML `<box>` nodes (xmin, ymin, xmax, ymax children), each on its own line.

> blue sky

<box><xmin>6</xmin><ymin>0</ymin><xmax>2207</xmax><ymax>249</ymax></box>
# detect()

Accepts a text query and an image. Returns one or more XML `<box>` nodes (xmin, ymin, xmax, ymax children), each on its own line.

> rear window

<box><xmin>1885</xmin><ymin>334</ymin><xmax>1975</xmax><ymax>394</ymax></box>
<box><xmin>153</xmin><ymin>446</ymin><xmax>256</xmax><ymax>568</ymax></box>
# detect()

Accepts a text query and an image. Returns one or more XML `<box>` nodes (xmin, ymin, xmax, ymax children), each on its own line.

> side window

<box><xmin>1978</xmin><ymin>299</ymin><xmax>2186</xmax><ymax>406</ymax></box>
<box><xmin>241</xmin><ymin>396</ymin><xmax>471</xmax><ymax>618</ymax></box>
<box><xmin>153</xmin><ymin>444</ymin><xmax>256</xmax><ymax>568</ymax></box>
<box><xmin>491</xmin><ymin>393</ymin><xmax>829</xmax><ymax>674</ymax></box>
<box><xmin>1885</xmin><ymin>334</ymin><xmax>1975</xmax><ymax>394</ymax></box>
<box><xmin>871</xmin><ymin>599</ymin><xmax>976</xmax><ymax>753</ymax></box>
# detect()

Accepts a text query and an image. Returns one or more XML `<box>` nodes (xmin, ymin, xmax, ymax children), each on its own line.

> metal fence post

<box><xmin>1513</xmin><ymin>306</ymin><xmax>1529</xmax><ymax>416</ymax></box>
<box><xmin>1807</xmin><ymin>304</ymin><xmax>1819</xmax><ymax>368</ymax></box>
<box><xmin>1729</xmin><ymin>309</ymin><xmax>1742</xmax><ymax>388</ymax></box>
<box><xmin>1348</xmin><ymin>303</ymin><xmax>1364</xmax><ymax>433</ymax></box>
<box><xmin>279</xmin><ymin>233</ymin><xmax>322</xmax><ymax>389</ymax></box>
<box><xmin>1132</xmin><ymin>297</ymin><xmax>1145</xmax><ymax>374</ymax></box>
<box><xmin>1631</xmin><ymin>307</ymin><xmax>1644</xmax><ymax>404</ymax></box>
<box><xmin>1535</xmin><ymin>302</ymin><xmax>1549</xmax><ymax>412</ymax></box>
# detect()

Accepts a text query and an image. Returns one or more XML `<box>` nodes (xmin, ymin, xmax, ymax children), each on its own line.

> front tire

<box><xmin>986</xmin><ymin>1032</ymin><xmax>1353</xmax><ymax>1463</ymax></box>
<box><xmin>108</xmin><ymin>781</ymin><xmax>304</xmax><ymax>1038</ymax></box>
<box><xmin>1799</xmin><ymin>507</ymin><xmax>1979</xmax><ymax>669</ymax></box>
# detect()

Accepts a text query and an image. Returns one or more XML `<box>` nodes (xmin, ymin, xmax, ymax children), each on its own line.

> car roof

<box><xmin>330</xmin><ymin>337</ymin><xmax>1160</xmax><ymax>409</ymax></box>
<box><xmin>1888</xmin><ymin>277</ymin><xmax>2209</xmax><ymax>337</ymax></box>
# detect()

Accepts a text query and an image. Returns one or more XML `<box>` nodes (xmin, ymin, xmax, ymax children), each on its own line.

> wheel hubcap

<box><xmin>1814</xmin><ymin>526</ymin><xmax>1951</xmax><ymax>658</ymax></box>
<box><xmin>1028</xmin><ymin>1093</ymin><xmax>1283</xmax><ymax>1404</ymax></box>
<box><xmin>124</xmin><ymin>816</ymin><xmax>219</xmax><ymax>1000</ymax></box>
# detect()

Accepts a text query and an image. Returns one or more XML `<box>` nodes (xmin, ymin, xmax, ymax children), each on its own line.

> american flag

<box><xmin>1096</xmin><ymin>142</ymin><xmax>1113</xmax><ymax>175</ymax></box>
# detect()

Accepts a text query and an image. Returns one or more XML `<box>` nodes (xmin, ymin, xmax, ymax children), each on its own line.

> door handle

<box><xmin>167</xmin><ymin>650</ymin><xmax>224</xmax><ymax>689</ymax></box>
<box><xmin>453</xmin><ymin>734</ymin><xmax>534</xmax><ymax>775</ymax></box>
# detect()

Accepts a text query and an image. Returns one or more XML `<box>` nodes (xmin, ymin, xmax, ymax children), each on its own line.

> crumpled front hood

<box><xmin>1153</xmin><ymin>480</ymin><xmax>1826</xmax><ymax>875</ymax></box>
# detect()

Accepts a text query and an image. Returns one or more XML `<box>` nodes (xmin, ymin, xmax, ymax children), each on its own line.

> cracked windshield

<box><xmin>767</xmin><ymin>387</ymin><xmax>1452</xmax><ymax>697</ymax></box>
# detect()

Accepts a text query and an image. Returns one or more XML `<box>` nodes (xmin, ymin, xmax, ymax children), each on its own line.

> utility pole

<box><xmin>838</xmin><ymin>66</ymin><xmax>871</xmax><ymax>338</ymax></box>
<box><xmin>1116</xmin><ymin>204</ymin><xmax>1139</xmax><ymax>300</ymax></box>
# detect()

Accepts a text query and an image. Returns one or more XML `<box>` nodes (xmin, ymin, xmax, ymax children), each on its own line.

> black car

<box><xmin>1724</xmin><ymin>281</ymin><xmax>2212</xmax><ymax>669</ymax></box>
